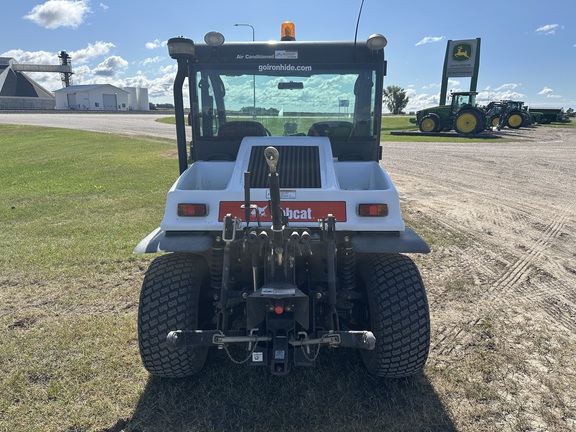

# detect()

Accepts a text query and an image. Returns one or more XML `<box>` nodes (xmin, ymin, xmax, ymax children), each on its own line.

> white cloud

<box><xmin>145</xmin><ymin>39</ymin><xmax>167</xmax><ymax>50</ymax></box>
<box><xmin>158</xmin><ymin>64</ymin><xmax>177</xmax><ymax>75</ymax></box>
<box><xmin>122</xmin><ymin>71</ymin><xmax>177</xmax><ymax>99</ymax></box>
<box><xmin>477</xmin><ymin>89</ymin><xmax>526</xmax><ymax>105</ymax></box>
<box><xmin>140</xmin><ymin>56</ymin><xmax>163</xmax><ymax>66</ymax></box>
<box><xmin>496</xmin><ymin>83</ymin><xmax>521</xmax><ymax>91</ymax></box>
<box><xmin>538</xmin><ymin>87</ymin><xmax>563</xmax><ymax>99</ymax></box>
<box><xmin>403</xmin><ymin>89</ymin><xmax>439</xmax><ymax>113</ymax></box>
<box><xmin>415</xmin><ymin>36</ymin><xmax>445</xmax><ymax>46</ymax></box>
<box><xmin>535</xmin><ymin>24</ymin><xmax>561</xmax><ymax>35</ymax></box>
<box><xmin>421</xmin><ymin>83</ymin><xmax>440</xmax><ymax>90</ymax></box>
<box><xmin>93</xmin><ymin>56</ymin><xmax>129</xmax><ymax>77</ymax></box>
<box><xmin>477</xmin><ymin>84</ymin><xmax>526</xmax><ymax>104</ymax></box>
<box><xmin>99</xmin><ymin>3</ymin><xmax>109</xmax><ymax>11</ymax></box>
<box><xmin>70</xmin><ymin>41</ymin><xmax>115</xmax><ymax>64</ymax></box>
<box><xmin>0</xmin><ymin>49</ymin><xmax>57</xmax><ymax>65</ymax></box>
<box><xmin>23</xmin><ymin>0</ymin><xmax>91</xmax><ymax>29</ymax></box>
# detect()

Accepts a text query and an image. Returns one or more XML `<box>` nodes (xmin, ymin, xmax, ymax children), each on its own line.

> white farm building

<box><xmin>54</xmin><ymin>84</ymin><xmax>150</xmax><ymax>111</ymax></box>
<box><xmin>1</xmin><ymin>55</ymin><xmax>150</xmax><ymax>111</ymax></box>
<box><xmin>54</xmin><ymin>84</ymin><xmax>130</xmax><ymax>111</ymax></box>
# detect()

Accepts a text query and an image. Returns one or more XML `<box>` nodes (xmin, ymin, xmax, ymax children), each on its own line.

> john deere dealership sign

<box><xmin>446</xmin><ymin>39</ymin><xmax>479</xmax><ymax>77</ymax></box>
<box><xmin>439</xmin><ymin>38</ymin><xmax>481</xmax><ymax>105</ymax></box>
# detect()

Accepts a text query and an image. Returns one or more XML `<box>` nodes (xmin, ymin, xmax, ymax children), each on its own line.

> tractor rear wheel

<box><xmin>419</xmin><ymin>114</ymin><xmax>441</xmax><ymax>133</ymax></box>
<box><xmin>138</xmin><ymin>253</ymin><xmax>210</xmax><ymax>378</ymax></box>
<box><xmin>521</xmin><ymin>113</ymin><xmax>531</xmax><ymax>127</ymax></box>
<box><xmin>454</xmin><ymin>109</ymin><xmax>482</xmax><ymax>135</ymax></box>
<box><xmin>359</xmin><ymin>254</ymin><xmax>430</xmax><ymax>378</ymax></box>
<box><xmin>506</xmin><ymin>111</ymin><xmax>523</xmax><ymax>129</ymax></box>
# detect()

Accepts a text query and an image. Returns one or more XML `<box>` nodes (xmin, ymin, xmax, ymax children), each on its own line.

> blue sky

<box><xmin>2</xmin><ymin>0</ymin><xmax>575</xmax><ymax>112</ymax></box>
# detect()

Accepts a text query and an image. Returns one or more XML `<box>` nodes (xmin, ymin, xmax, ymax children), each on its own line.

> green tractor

<box><xmin>413</xmin><ymin>91</ymin><xmax>487</xmax><ymax>135</ymax></box>
<box><xmin>486</xmin><ymin>100</ymin><xmax>531</xmax><ymax>129</ymax></box>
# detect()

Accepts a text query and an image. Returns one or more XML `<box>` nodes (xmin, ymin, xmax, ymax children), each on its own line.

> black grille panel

<box><xmin>248</xmin><ymin>145</ymin><xmax>321</xmax><ymax>188</ymax></box>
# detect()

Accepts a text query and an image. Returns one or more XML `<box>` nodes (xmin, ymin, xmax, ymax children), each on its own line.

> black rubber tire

<box><xmin>506</xmin><ymin>111</ymin><xmax>523</xmax><ymax>129</ymax></box>
<box><xmin>521</xmin><ymin>113</ymin><xmax>531</xmax><ymax>127</ymax></box>
<box><xmin>359</xmin><ymin>254</ymin><xmax>430</xmax><ymax>378</ymax></box>
<box><xmin>419</xmin><ymin>114</ymin><xmax>441</xmax><ymax>133</ymax></box>
<box><xmin>138</xmin><ymin>253</ymin><xmax>210</xmax><ymax>378</ymax></box>
<box><xmin>454</xmin><ymin>109</ymin><xmax>482</xmax><ymax>135</ymax></box>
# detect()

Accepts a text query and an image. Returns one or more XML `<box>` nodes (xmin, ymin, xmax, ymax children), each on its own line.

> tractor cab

<box><xmin>169</xmin><ymin>31</ymin><xmax>388</xmax><ymax>171</ymax></box>
<box><xmin>503</xmin><ymin>100</ymin><xmax>524</xmax><ymax>110</ymax></box>
<box><xmin>450</xmin><ymin>92</ymin><xmax>477</xmax><ymax>114</ymax></box>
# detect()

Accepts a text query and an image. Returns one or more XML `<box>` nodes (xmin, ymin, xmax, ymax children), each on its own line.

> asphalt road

<box><xmin>0</xmin><ymin>112</ymin><xmax>177</xmax><ymax>140</ymax></box>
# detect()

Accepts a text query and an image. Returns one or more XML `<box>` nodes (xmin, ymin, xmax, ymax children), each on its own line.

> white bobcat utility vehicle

<box><xmin>135</xmin><ymin>23</ymin><xmax>431</xmax><ymax>377</ymax></box>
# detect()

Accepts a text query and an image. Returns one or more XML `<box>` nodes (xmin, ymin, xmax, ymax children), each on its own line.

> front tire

<box><xmin>359</xmin><ymin>254</ymin><xmax>430</xmax><ymax>378</ymax></box>
<box><xmin>138</xmin><ymin>253</ymin><xmax>210</xmax><ymax>378</ymax></box>
<box><xmin>419</xmin><ymin>114</ymin><xmax>441</xmax><ymax>133</ymax></box>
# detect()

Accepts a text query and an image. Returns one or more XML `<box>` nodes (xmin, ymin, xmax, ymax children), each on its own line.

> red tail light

<box><xmin>358</xmin><ymin>204</ymin><xmax>388</xmax><ymax>217</ymax></box>
<box><xmin>177</xmin><ymin>203</ymin><xmax>207</xmax><ymax>217</ymax></box>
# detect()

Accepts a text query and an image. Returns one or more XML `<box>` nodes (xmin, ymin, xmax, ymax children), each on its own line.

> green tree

<box><xmin>383</xmin><ymin>85</ymin><xmax>409</xmax><ymax>114</ymax></box>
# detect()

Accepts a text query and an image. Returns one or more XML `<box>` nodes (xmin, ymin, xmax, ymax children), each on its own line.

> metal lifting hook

<box><xmin>264</xmin><ymin>146</ymin><xmax>279</xmax><ymax>173</ymax></box>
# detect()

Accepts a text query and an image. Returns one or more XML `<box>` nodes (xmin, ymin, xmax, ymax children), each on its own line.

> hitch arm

<box><xmin>166</xmin><ymin>329</ymin><xmax>272</xmax><ymax>348</ymax></box>
<box><xmin>290</xmin><ymin>330</ymin><xmax>376</xmax><ymax>350</ymax></box>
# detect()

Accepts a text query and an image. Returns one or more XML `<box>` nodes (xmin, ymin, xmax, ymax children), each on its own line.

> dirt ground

<box><xmin>384</xmin><ymin>126</ymin><xmax>576</xmax><ymax>430</ymax></box>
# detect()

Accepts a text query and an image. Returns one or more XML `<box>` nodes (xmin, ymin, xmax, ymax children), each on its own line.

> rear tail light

<box><xmin>177</xmin><ymin>203</ymin><xmax>207</xmax><ymax>217</ymax></box>
<box><xmin>358</xmin><ymin>204</ymin><xmax>388</xmax><ymax>217</ymax></box>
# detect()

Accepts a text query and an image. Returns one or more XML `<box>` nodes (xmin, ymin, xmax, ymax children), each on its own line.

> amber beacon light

<box><xmin>281</xmin><ymin>21</ymin><xmax>296</xmax><ymax>41</ymax></box>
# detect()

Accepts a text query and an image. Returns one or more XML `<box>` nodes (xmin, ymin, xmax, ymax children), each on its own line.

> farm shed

<box><xmin>54</xmin><ymin>84</ymin><xmax>129</xmax><ymax>111</ymax></box>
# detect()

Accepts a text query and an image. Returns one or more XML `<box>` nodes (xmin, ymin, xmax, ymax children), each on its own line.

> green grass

<box><xmin>0</xmin><ymin>125</ymin><xmax>171</xmax><ymax>431</ymax></box>
<box><xmin>155</xmin><ymin>116</ymin><xmax>176</xmax><ymax>125</ymax></box>
<box><xmin>0</xmin><ymin>125</ymin><xmax>175</xmax><ymax>278</ymax></box>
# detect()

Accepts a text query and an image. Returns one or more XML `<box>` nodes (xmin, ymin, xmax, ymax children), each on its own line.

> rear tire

<box><xmin>138</xmin><ymin>253</ymin><xmax>210</xmax><ymax>378</ymax></box>
<box><xmin>419</xmin><ymin>114</ymin><xmax>441</xmax><ymax>133</ymax></box>
<box><xmin>454</xmin><ymin>109</ymin><xmax>482</xmax><ymax>135</ymax></box>
<box><xmin>359</xmin><ymin>254</ymin><xmax>430</xmax><ymax>378</ymax></box>
<box><xmin>521</xmin><ymin>112</ymin><xmax>531</xmax><ymax>127</ymax></box>
<box><xmin>506</xmin><ymin>111</ymin><xmax>523</xmax><ymax>129</ymax></box>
